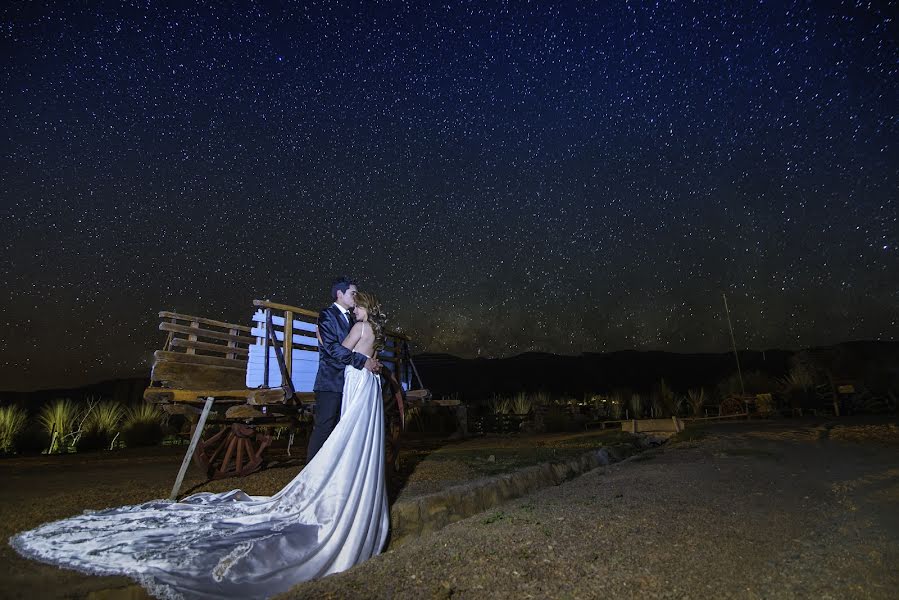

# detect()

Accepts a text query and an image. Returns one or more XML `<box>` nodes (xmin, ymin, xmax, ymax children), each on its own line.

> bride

<box><xmin>10</xmin><ymin>292</ymin><xmax>390</xmax><ymax>600</ymax></box>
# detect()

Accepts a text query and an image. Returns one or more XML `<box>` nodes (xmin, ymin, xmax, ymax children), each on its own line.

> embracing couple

<box><xmin>11</xmin><ymin>277</ymin><xmax>392</xmax><ymax>599</ymax></box>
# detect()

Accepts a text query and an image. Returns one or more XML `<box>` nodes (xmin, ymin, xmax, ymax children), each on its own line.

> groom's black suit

<box><xmin>307</xmin><ymin>303</ymin><xmax>369</xmax><ymax>461</ymax></box>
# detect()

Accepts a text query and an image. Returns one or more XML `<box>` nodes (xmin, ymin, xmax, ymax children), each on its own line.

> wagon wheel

<box><xmin>191</xmin><ymin>422</ymin><xmax>273</xmax><ymax>479</ymax></box>
<box><xmin>719</xmin><ymin>397</ymin><xmax>745</xmax><ymax>417</ymax></box>
<box><xmin>381</xmin><ymin>370</ymin><xmax>404</xmax><ymax>471</ymax></box>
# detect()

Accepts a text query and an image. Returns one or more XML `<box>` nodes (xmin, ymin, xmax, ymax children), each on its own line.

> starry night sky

<box><xmin>2</xmin><ymin>1</ymin><xmax>897</xmax><ymax>390</ymax></box>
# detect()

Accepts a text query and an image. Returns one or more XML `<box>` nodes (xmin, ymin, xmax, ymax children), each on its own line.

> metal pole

<box><xmin>722</xmin><ymin>293</ymin><xmax>745</xmax><ymax>396</ymax></box>
<box><xmin>169</xmin><ymin>396</ymin><xmax>214</xmax><ymax>501</ymax></box>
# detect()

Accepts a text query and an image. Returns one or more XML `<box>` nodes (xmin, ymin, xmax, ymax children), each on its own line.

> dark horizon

<box><xmin>2</xmin><ymin>2</ymin><xmax>896</xmax><ymax>391</ymax></box>
<box><xmin>3</xmin><ymin>338</ymin><xmax>895</xmax><ymax>395</ymax></box>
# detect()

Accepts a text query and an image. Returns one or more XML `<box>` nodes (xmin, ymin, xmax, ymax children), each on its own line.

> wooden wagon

<box><xmin>143</xmin><ymin>299</ymin><xmax>429</xmax><ymax>499</ymax></box>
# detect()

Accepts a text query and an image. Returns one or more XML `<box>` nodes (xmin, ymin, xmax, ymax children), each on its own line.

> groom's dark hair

<box><xmin>331</xmin><ymin>276</ymin><xmax>356</xmax><ymax>300</ymax></box>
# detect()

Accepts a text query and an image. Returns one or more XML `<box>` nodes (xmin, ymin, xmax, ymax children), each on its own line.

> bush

<box><xmin>718</xmin><ymin>370</ymin><xmax>777</xmax><ymax>398</ymax></box>
<box><xmin>80</xmin><ymin>401</ymin><xmax>126</xmax><ymax>451</ymax></box>
<box><xmin>121</xmin><ymin>403</ymin><xmax>165</xmax><ymax>447</ymax></box>
<box><xmin>687</xmin><ymin>388</ymin><xmax>706</xmax><ymax>416</ymax></box>
<box><xmin>510</xmin><ymin>392</ymin><xmax>533</xmax><ymax>416</ymax></box>
<box><xmin>39</xmin><ymin>399</ymin><xmax>79</xmax><ymax>453</ymax></box>
<box><xmin>0</xmin><ymin>405</ymin><xmax>28</xmax><ymax>454</ymax></box>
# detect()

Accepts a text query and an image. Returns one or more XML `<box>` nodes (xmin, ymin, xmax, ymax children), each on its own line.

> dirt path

<box><xmin>282</xmin><ymin>420</ymin><xmax>899</xmax><ymax>599</ymax></box>
<box><xmin>1</xmin><ymin>421</ymin><xmax>897</xmax><ymax>599</ymax></box>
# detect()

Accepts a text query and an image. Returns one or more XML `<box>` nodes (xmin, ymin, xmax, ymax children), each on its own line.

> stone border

<box><xmin>388</xmin><ymin>441</ymin><xmax>647</xmax><ymax>548</ymax></box>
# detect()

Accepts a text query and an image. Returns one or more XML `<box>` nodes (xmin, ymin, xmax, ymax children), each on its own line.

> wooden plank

<box><xmin>160</xmin><ymin>322</ymin><xmax>255</xmax><ymax>345</ymax></box>
<box><xmin>144</xmin><ymin>387</ymin><xmax>253</xmax><ymax>403</ymax></box>
<box><xmin>247</xmin><ymin>388</ymin><xmax>287</xmax><ymax>405</ymax></box>
<box><xmin>170</xmin><ymin>338</ymin><xmax>250</xmax><ymax>357</ymax></box>
<box><xmin>252</xmin><ymin>300</ymin><xmax>411</xmax><ymax>341</ymax></box>
<box><xmin>246</xmin><ymin>388</ymin><xmax>316</xmax><ymax>406</ymax></box>
<box><xmin>154</xmin><ymin>350</ymin><xmax>246</xmax><ymax>370</ymax></box>
<box><xmin>253</xmin><ymin>299</ymin><xmax>320</xmax><ymax>319</ymax></box>
<box><xmin>151</xmin><ymin>361</ymin><xmax>247</xmax><ymax>390</ymax></box>
<box><xmin>250</xmin><ymin>310</ymin><xmax>318</xmax><ymax>332</ymax></box>
<box><xmin>225</xmin><ymin>405</ymin><xmax>265</xmax><ymax>419</ymax></box>
<box><xmin>159</xmin><ymin>311</ymin><xmax>252</xmax><ymax>333</ymax></box>
<box><xmin>283</xmin><ymin>310</ymin><xmax>293</xmax><ymax>375</ymax></box>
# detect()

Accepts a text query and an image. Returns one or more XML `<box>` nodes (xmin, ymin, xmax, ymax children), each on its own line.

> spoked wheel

<box><xmin>191</xmin><ymin>422</ymin><xmax>273</xmax><ymax>479</ymax></box>
<box><xmin>381</xmin><ymin>370</ymin><xmax>404</xmax><ymax>472</ymax></box>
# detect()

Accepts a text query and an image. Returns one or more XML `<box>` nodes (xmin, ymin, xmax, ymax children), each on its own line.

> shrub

<box><xmin>779</xmin><ymin>365</ymin><xmax>820</xmax><ymax>410</ymax></box>
<box><xmin>531</xmin><ymin>391</ymin><xmax>553</xmax><ymax>408</ymax></box>
<box><xmin>779</xmin><ymin>365</ymin><xmax>816</xmax><ymax>393</ymax></box>
<box><xmin>81</xmin><ymin>400</ymin><xmax>126</xmax><ymax>451</ymax></box>
<box><xmin>654</xmin><ymin>379</ymin><xmax>677</xmax><ymax>417</ymax></box>
<box><xmin>510</xmin><ymin>392</ymin><xmax>532</xmax><ymax>416</ymax></box>
<box><xmin>489</xmin><ymin>395</ymin><xmax>512</xmax><ymax>415</ymax></box>
<box><xmin>0</xmin><ymin>405</ymin><xmax>28</xmax><ymax>454</ymax></box>
<box><xmin>718</xmin><ymin>370</ymin><xmax>777</xmax><ymax>398</ymax></box>
<box><xmin>121</xmin><ymin>403</ymin><xmax>165</xmax><ymax>447</ymax></box>
<box><xmin>609</xmin><ymin>390</ymin><xmax>628</xmax><ymax>419</ymax></box>
<box><xmin>39</xmin><ymin>399</ymin><xmax>78</xmax><ymax>453</ymax></box>
<box><xmin>687</xmin><ymin>388</ymin><xmax>706</xmax><ymax>416</ymax></box>
<box><xmin>404</xmin><ymin>405</ymin><xmax>423</xmax><ymax>431</ymax></box>
<box><xmin>629</xmin><ymin>393</ymin><xmax>643</xmax><ymax>419</ymax></box>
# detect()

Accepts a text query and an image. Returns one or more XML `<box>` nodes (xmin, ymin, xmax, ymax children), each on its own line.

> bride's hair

<box><xmin>354</xmin><ymin>291</ymin><xmax>386</xmax><ymax>353</ymax></box>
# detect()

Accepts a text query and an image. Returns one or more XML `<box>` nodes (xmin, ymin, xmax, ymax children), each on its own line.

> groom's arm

<box><xmin>318</xmin><ymin>310</ymin><xmax>367</xmax><ymax>370</ymax></box>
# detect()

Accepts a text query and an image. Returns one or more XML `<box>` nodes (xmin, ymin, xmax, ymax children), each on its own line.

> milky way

<box><xmin>1</xmin><ymin>1</ymin><xmax>897</xmax><ymax>390</ymax></box>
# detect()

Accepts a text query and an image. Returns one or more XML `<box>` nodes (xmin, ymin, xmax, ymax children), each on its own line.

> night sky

<box><xmin>2</xmin><ymin>1</ymin><xmax>897</xmax><ymax>391</ymax></box>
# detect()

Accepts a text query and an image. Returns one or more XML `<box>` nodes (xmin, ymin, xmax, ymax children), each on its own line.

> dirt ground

<box><xmin>0</xmin><ymin>429</ymin><xmax>628</xmax><ymax>599</ymax></box>
<box><xmin>1</xmin><ymin>419</ymin><xmax>897</xmax><ymax>599</ymax></box>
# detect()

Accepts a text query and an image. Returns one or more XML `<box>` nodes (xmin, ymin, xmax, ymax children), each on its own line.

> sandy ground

<box><xmin>1</xmin><ymin>419</ymin><xmax>897</xmax><ymax>599</ymax></box>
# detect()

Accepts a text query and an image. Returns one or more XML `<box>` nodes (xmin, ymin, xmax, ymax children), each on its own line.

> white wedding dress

<box><xmin>9</xmin><ymin>363</ymin><xmax>388</xmax><ymax>600</ymax></box>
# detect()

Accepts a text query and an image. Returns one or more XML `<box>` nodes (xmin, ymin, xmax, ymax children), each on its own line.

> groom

<box><xmin>307</xmin><ymin>276</ymin><xmax>381</xmax><ymax>461</ymax></box>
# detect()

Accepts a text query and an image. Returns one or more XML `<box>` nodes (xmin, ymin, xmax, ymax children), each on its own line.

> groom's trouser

<box><xmin>307</xmin><ymin>390</ymin><xmax>342</xmax><ymax>462</ymax></box>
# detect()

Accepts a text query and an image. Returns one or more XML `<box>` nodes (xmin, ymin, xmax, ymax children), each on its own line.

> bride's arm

<box><xmin>342</xmin><ymin>322</ymin><xmax>364</xmax><ymax>351</ymax></box>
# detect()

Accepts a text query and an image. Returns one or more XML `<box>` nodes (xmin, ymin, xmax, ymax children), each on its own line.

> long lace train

<box><xmin>9</xmin><ymin>366</ymin><xmax>388</xmax><ymax>600</ymax></box>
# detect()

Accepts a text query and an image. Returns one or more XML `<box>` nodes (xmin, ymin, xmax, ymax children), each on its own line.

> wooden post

<box><xmin>169</xmin><ymin>396</ymin><xmax>214</xmax><ymax>501</ymax></box>
<box><xmin>226</xmin><ymin>328</ymin><xmax>237</xmax><ymax>360</ymax></box>
<box><xmin>283</xmin><ymin>310</ymin><xmax>293</xmax><ymax>378</ymax></box>
<box><xmin>263</xmin><ymin>308</ymin><xmax>271</xmax><ymax>387</ymax></box>
<box><xmin>187</xmin><ymin>320</ymin><xmax>198</xmax><ymax>355</ymax></box>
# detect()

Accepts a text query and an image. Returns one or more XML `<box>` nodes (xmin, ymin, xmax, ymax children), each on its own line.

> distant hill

<box><xmin>412</xmin><ymin>341</ymin><xmax>899</xmax><ymax>400</ymax></box>
<box><xmin>412</xmin><ymin>348</ymin><xmax>793</xmax><ymax>400</ymax></box>
<box><xmin>0</xmin><ymin>376</ymin><xmax>150</xmax><ymax>408</ymax></box>
<box><xmin>2</xmin><ymin>341</ymin><xmax>896</xmax><ymax>407</ymax></box>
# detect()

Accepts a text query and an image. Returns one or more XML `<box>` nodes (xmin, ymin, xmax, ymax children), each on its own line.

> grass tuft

<box><xmin>39</xmin><ymin>399</ymin><xmax>78</xmax><ymax>453</ymax></box>
<box><xmin>0</xmin><ymin>405</ymin><xmax>28</xmax><ymax>453</ymax></box>
<box><xmin>670</xmin><ymin>427</ymin><xmax>708</xmax><ymax>443</ymax></box>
